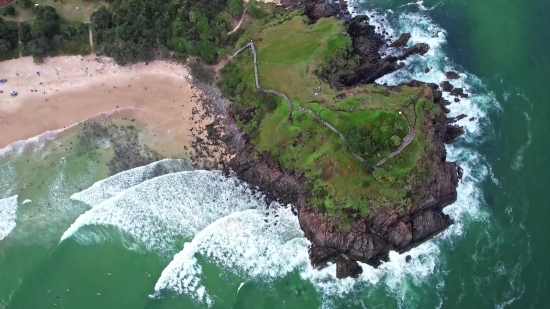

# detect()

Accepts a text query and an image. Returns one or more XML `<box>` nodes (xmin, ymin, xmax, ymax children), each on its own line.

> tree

<box><xmin>0</xmin><ymin>39</ymin><xmax>10</xmax><ymax>53</ymax></box>
<box><xmin>18</xmin><ymin>0</ymin><xmax>32</xmax><ymax>9</ymax></box>
<box><xmin>2</xmin><ymin>6</ymin><xmax>16</xmax><ymax>16</ymax></box>
<box><xmin>228</xmin><ymin>0</ymin><xmax>243</xmax><ymax>18</ymax></box>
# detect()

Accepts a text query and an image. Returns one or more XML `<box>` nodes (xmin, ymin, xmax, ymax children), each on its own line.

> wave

<box><xmin>70</xmin><ymin>159</ymin><xmax>191</xmax><ymax>208</ymax></box>
<box><xmin>60</xmin><ymin>171</ymin><xmax>268</xmax><ymax>255</ymax></box>
<box><xmin>0</xmin><ymin>162</ymin><xmax>16</xmax><ymax>199</ymax></box>
<box><xmin>0</xmin><ymin>195</ymin><xmax>18</xmax><ymax>241</ymax></box>
<box><xmin>153</xmin><ymin>206</ymin><xmax>308</xmax><ymax>306</ymax></box>
<box><xmin>511</xmin><ymin>112</ymin><xmax>531</xmax><ymax>170</ymax></box>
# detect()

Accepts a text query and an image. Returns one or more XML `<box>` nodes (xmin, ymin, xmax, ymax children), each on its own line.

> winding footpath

<box><xmin>231</xmin><ymin>42</ymin><xmax>415</xmax><ymax>168</ymax></box>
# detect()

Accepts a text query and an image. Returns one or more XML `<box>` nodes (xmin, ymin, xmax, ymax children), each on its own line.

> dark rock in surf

<box><xmin>450</xmin><ymin>87</ymin><xmax>468</xmax><ymax>98</ymax></box>
<box><xmin>390</xmin><ymin>33</ymin><xmax>411</xmax><ymax>48</ymax></box>
<box><xmin>425</xmin><ymin>67</ymin><xmax>431</xmax><ymax>73</ymax></box>
<box><xmin>444</xmin><ymin>125</ymin><xmax>465</xmax><ymax>143</ymax></box>
<box><xmin>445</xmin><ymin>71</ymin><xmax>460</xmax><ymax>79</ymax></box>
<box><xmin>398</xmin><ymin>43</ymin><xmax>430</xmax><ymax>60</ymax></box>
<box><xmin>440</xmin><ymin>81</ymin><xmax>454</xmax><ymax>92</ymax></box>
<box><xmin>405</xmin><ymin>255</ymin><xmax>412</xmax><ymax>263</ymax></box>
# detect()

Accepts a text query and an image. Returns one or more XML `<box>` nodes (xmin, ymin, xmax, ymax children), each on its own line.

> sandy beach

<box><xmin>0</xmin><ymin>55</ymin><xmax>210</xmax><ymax>155</ymax></box>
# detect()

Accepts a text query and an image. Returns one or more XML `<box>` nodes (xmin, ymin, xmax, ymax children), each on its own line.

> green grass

<box><xmin>250</xmin><ymin>16</ymin><xmax>346</xmax><ymax>104</ymax></box>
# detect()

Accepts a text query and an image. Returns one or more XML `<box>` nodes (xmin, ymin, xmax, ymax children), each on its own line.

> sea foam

<box><xmin>153</xmin><ymin>206</ymin><xmax>308</xmax><ymax>306</ymax></box>
<box><xmin>70</xmin><ymin>159</ymin><xmax>191</xmax><ymax>208</ymax></box>
<box><xmin>0</xmin><ymin>195</ymin><xmax>18</xmax><ymax>241</ymax></box>
<box><xmin>61</xmin><ymin>171</ymin><xmax>268</xmax><ymax>255</ymax></box>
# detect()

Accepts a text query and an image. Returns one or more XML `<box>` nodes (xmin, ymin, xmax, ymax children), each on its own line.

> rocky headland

<box><xmin>196</xmin><ymin>0</ymin><xmax>465</xmax><ymax>278</ymax></box>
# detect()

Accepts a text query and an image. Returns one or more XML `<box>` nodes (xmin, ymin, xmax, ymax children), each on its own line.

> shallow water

<box><xmin>1</xmin><ymin>0</ymin><xmax>549</xmax><ymax>308</ymax></box>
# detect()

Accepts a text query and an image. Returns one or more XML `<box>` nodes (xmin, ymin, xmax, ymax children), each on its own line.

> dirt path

<box><xmin>232</xmin><ymin>42</ymin><xmax>416</xmax><ymax>169</ymax></box>
<box><xmin>227</xmin><ymin>8</ymin><xmax>247</xmax><ymax>35</ymax></box>
<box><xmin>17</xmin><ymin>22</ymin><xmax>22</xmax><ymax>58</ymax></box>
<box><xmin>88</xmin><ymin>26</ymin><xmax>94</xmax><ymax>53</ymax></box>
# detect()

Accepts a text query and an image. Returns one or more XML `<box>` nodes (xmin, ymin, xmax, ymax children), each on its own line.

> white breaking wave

<box><xmin>0</xmin><ymin>162</ymin><xmax>16</xmax><ymax>199</ymax></box>
<box><xmin>0</xmin><ymin>195</ymin><xmax>18</xmax><ymax>241</ymax></box>
<box><xmin>22</xmin><ymin>200</ymin><xmax>32</xmax><ymax>205</ymax></box>
<box><xmin>71</xmin><ymin>159</ymin><xmax>191</xmax><ymax>208</ymax></box>
<box><xmin>511</xmin><ymin>112</ymin><xmax>532</xmax><ymax>171</ymax></box>
<box><xmin>153</xmin><ymin>206</ymin><xmax>308</xmax><ymax>306</ymax></box>
<box><xmin>61</xmin><ymin>171</ymin><xmax>268</xmax><ymax>254</ymax></box>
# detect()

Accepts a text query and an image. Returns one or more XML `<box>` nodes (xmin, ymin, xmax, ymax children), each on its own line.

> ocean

<box><xmin>1</xmin><ymin>0</ymin><xmax>548</xmax><ymax>308</ymax></box>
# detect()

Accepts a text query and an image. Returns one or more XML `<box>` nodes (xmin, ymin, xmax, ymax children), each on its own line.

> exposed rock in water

<box><xmin>335</xmin><ymin>255</ymin><xmax>364</xmax><ymax>278</ymax></box>
<box><xmin>469</xmin><ymin>117</ymin><xmax>476</xmax><ymax>121</ymax></box>
<box><xmin>455</xmin><ymin>114</ymin><xmax>467</xmax><ymax>121</ymax></box>
<box><xmin>450</xmin><ymin>87</ymin><xmax>468</xmax><ymax>98</ymax></box>
<box><xmin>405</xmin><ymin>255</ymin><xmax>412</xmax><ymax>263</ymax></box>
<box><xmin>454</xmin><ymin>97</ymin><xmax>460</xmax><ymax>103</ymax></box>
<box><xmin>444</xmin><ymin>125</ymin><xmax>465</xmax><ymax>143</ymax></box>
<box><xmin>390</xmin><ymin>33</ymin><xmax>411</xmax><ymax>48</ymax></box>
<box><xmin>445</xmin><ymin>71</ymin><xmax>460</xmax><ymax>79</ymax></box>
<box><xmin>440</xmin><ymin>81</ymin><xmax>454</xmax><ymax>92</ymax></box>
<box><xmin>425</xmin><ymin>67</ymin><xmax>431</xmax><ymax>73</ymax></box>
<box><xmin>457</xmin><ymin>166</ymin><xmax>463</xmax><ymax>180</ymax></box>
<box><xmin>319</xmin><ymin>15</ymin><xmax>430</xmax><ymax>88</ymax></box>
<box><xmin>398</xmin><ymin>43</ymin><xmax>430</xmax><ymax>60</ymax></box>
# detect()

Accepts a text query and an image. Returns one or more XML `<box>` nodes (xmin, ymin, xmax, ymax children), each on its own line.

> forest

<box><xmin>0</xmin><ymin>0</ymin><xmax>249</xmax><ymax>63</ymax></box>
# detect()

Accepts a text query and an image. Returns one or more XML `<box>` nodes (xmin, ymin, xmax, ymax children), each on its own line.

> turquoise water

<box><xmin>1</xmin><ymin>0</ymin><xmax>549</xmax><ymax>308</ymax></box>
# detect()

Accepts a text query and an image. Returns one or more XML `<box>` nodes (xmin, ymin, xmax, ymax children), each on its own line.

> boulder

<box><xmin>450</xmin><ymin>87</ymin><xmax>468</xmax><ymax>98</ymax></box>
<box><xmin>335</xmin><ymin>255</ymin><xmax>364</xmax><ymax>278</ymax></box>
<box><xmin>444</xmin><ymin>125</ymin><xmax>465</xmax><ymax>143</ymax></box>
<box><xmin>445</xmin><ymin>71</ymin><xmax>460</xmax><ymax>79</ymax></box>
<box><xmin>440</xmin><ymin>81</ymin><xmax>453</xmax><ymax>92</ymax></box>
<box><xmin>390</xmin><ymin>33</ymin><xmax>411</xmax><ymax>48</ymax></box>
<box><xmin>398</xmin><ymin>43</ymin><xmax>430</xmax><ymax>60</ymax></box>
<box><xmin>425</xmin><ymin>67</ymin><xmax>431</xmax><ymax>73</ymax></box>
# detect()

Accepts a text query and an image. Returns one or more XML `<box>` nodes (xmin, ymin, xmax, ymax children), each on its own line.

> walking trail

<box><xmin>88</xmin><ymin>26</ymin><xmax>94</xmax><ymax>53</ymax></box>
<box><xmin>231</xmin><ymin>42</ymin><xmax>415</xmax><ymax>168</ymax></box>
<box><xmin>227</xmin><ymin>8</ymin><xmax>248</xmax><ymax>35</ymax></box>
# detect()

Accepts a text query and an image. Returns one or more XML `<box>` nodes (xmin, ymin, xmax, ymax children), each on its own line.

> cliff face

<box><xmin>201</xmin><ymin>3</ymin><xmax>464</xmax><ymax>279</ymax></box>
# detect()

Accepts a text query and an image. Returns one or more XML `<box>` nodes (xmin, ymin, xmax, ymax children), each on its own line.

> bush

<box><xmin>390</xmin><ymin>135</ymin><xmax>401</xmax><ymax>149</ymax></box>
<box><xmin>18</xmin><ymin>0</ymin><xmax>32</xmax><ymax>9</ymax></box>
<box><xmin>2</xmin><ymin>6</ymin><xmax>16</xmax><ymax>16</ymax></box>
<box><xmin>228</xmin><ymin>0</ymin><xmax>243</xmax><ymax>18</ymax></box>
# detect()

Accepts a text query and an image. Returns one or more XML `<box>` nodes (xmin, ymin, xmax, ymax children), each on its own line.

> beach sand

<box><xmin>0</xmin><ymin>55</ymin><xmax>213</xmax><ymax>159</ymax></box>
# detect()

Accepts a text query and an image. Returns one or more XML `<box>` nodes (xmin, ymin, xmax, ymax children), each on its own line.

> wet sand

<box><xmin>0</xmin><ymin>55</ymin><xmax>209</xmax><ymax>151</ymax></box>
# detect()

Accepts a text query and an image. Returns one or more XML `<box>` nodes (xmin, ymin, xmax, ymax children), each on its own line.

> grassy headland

<box><xmin>220</xmin><ymin>12</ymin><xmax>442</xmax><ymax>222</ymax></box>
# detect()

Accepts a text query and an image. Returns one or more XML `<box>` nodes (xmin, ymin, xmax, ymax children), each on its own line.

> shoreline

<box><xmin>0</xmin><ymin>55</ymin><xmax>215</xmax><ymax>161</ymax></box>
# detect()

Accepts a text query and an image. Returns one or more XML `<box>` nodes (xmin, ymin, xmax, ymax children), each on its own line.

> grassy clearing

<box><xmin>251</xmin><ymin>16</ymin><xmax>345</xmax><ymax>103</ymax></box>
<box><xmin>5</xmin><ymin>0</ymin><xmax>104</xmax><ymax>23</ymax></box>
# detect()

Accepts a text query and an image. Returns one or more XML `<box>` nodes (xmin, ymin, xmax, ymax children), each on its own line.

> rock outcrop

<box><xmin>391</xmin><ymin>33</ymin><xmax>411</xmax><ymax>48</ymax></box>
<box><xmin>445</xmin><ymin>71</ymin><xmax>460</xmax><ymax>79</ymax></box>
<box><xmin>323</xmin><ymin>15</ymin><xmax>430</xmax><ymax>88</ymax></box>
